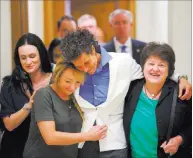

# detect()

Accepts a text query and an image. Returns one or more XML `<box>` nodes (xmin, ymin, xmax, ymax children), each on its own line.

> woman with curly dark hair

<box><xmin>123</xmin><ymin>42</ymin><xmax>191</xmax><ymax>158</ymax></box>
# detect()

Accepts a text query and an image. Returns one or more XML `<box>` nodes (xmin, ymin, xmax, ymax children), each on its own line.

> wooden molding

<box><xmin>71</xmin><ymin>0</ymin><xmax>136</xmax><ymax>42</ymax></box>
<box><xmin>11</xmin><ymin>0</ymin><xmax>28</xmax><ymax>69</ymax></box>
<box><xmin>128</xmin><ymin>0</ymin><xmax>136</xmax><ymax>38</ymax></box>
<box><xmin>43</xmin><ymin>1</ymin><xmax>54</xmax><ymax>47</ymax></box>
<box><xmin>43</xmin><ymin>0</ymin><xmax>65</xmax><ymax>47</ymax></box>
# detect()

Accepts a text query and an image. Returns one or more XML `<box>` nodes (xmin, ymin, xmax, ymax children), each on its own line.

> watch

<box><xmin>23</xmin><ymin>103</ymin><xmax>31</xmax><ymax>112</ymax></box>
<box><xmin>178</xmin><ymin>75</ymin><xmax>188</xmax><ymax>80</ymax></box>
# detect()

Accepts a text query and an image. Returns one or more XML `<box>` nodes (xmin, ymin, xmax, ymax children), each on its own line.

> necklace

<box><xmin>144</xmin><ymin>86</ymin><xmax>161</xmax><ymax>99</ymax></box>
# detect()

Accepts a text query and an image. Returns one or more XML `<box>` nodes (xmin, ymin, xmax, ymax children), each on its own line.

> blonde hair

<box><xmin>52</xmin><ymin>56</ymin><xmax>85</xmax><ymax>120</ymax></box>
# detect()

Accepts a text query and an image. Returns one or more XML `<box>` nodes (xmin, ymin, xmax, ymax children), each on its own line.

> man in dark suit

<box><xmin>104</xmin><ymin>9</ymin><xmax>146</xmax><ymax>64</ymax></box>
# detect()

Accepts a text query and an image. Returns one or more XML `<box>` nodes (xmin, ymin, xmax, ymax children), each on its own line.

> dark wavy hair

<box><xmin>60</xmin><ymin>29</ymin><xmax>100</xmax><ymax>62</ymax></box>
<box><xmin>140</xmin><ymin>42</ymin><xmax>175</xmax><ymax>77</ymax></box>
<box><xmin>57</xmin><ymin>15</ymin><xmax>77</xmax><ymax>30</ymax></box>
<box><xmin>48</xmin><ymin>38</ymin><xmax>61</xmax><ymax>63</ymax></box>
<box><xmin>3</xmin><ymin>33</ymin><xmax>52</xmax><ymax>94</ymax></box>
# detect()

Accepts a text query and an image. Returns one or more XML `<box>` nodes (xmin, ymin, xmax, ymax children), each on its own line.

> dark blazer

<box><xmin>0</xmin><ymin>77</ymin><xmax>30</xmax><ymax>157</ymax></box>
<box><xmin>103</xmin><ymin>39</ymin><xmax>146</xmax><ymax>64</ymax></box>
<box><xmin>123</xmin><ymin>79</ymin><xmax>192</xmax><ymax>158</ymax></box>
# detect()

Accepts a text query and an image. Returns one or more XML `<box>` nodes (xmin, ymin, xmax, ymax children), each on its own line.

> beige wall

<box><xmin>136</xmin><ymin>1</ymin><xmax>191</xmax><ymax>82</ymax></box>
<box><xmin>0</xmin><ymin>1</ymin><xmax>12</xmax><ymax>83</ymax></box>
<box><xmin>28</xmin><ymin>1</ymin><xmax>44</xmax><ymax>40</ymax></box>
<box><xmin>168</xmin><ymin>1</ymin><xmax>191</xmax><ymax>82</ymax></box>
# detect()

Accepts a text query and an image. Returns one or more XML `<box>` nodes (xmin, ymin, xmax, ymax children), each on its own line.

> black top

<box><xmin>123</xmin><ymin>79</ymin><xmax>192</xmax><ymax>158</ymax></box>
<box><xmin>23</xmin><ymin>86</ymin><xmax>82</xmax><ymax>158</ymax></box>
<box><xmin>0</xmin><ymin>78</ymin><xmax>30</xmax><ymax>158</ymax></box>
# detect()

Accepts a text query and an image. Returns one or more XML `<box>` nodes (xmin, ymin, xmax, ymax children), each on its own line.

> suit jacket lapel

<box><xmin>124</xmin><ymin>80</ymin><xmax>144</xmax><ymax>142</ymax></box>
<box><xmin>106</xmin><ymin>56</ymin><xmax>118</xmax><ymax>103</ymax></box>
<box><xmin>132</xmin><ymin>39</ymin><xmax>141</xmax><ymax>64</ymax></box>
<box><xmin>110</xmin><ymin>40</ymin><xmax>116</xmax><ymax>52</ymax></box>
<box><xmin>157</xmin><ymin>80</ymin><xmax>173</xmax><ymax>106</ymax></box>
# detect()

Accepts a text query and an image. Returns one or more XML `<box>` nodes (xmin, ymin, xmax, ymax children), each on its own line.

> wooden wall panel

<box><xmin>44</xmin><ymin>1</ymin><xmax>54</xmax><ymax>47</ymax></box>
<box><xmin>53</xmin><ymin>1</ymin><xmax>65</xmax><ymax>34</ymax></box>
<box><xmin>11</xmin><ymin>0</ymin><xmax>28</xmax><ymax>69</ymax></box>
<box><xmin>119</xmin><ymin>0</ymin><xmax>136</xmax><ymax>38</ymax></box>
<box><xmin>128</xmin><ymin>0</ymin><xmax>136</xmax><ymax>38</ymax></box>
<box><xmin>71</xmin><ymin>0</ymin><xmax>136</xmax><ymax>42</ymax></box>
<box><xmin>43</xmin><ymin>0</ymin><xmax>64</xmax><ymax>47</ymax></box>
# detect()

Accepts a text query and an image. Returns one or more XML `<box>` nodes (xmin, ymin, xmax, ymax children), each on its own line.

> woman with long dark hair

<box><xmin>0</xmin><ymin>33</ymin><xmax>52</xmax><ymax>158</ymax></box>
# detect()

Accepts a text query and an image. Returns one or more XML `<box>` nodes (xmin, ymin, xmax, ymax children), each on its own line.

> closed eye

<box><xmin>29</xmin><ymin>54</ymin><xmax>36</xmax><ymax>58</ymax></box>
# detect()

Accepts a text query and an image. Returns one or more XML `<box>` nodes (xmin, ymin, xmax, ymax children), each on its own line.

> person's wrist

<box><xmin>176</xmin><ymin>135</ymin><xmax>183</xmax><ymax>146</ymax></box>
<box><xmin>81</xmin><ymin>132</ymin><xmax>89</xmax><ymax>141</ymax></box>
<box><xmin>178</xmin><ymin>75</ymin><xmax>188</xmax><ymax>81</ymax></box>
<box><xmin>23</xmin><ymin>103</ymin><xmax>32</xmax><ymax>112</ymax></box>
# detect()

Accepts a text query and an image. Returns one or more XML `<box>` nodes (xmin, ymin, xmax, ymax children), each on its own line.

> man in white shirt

<box><xmin>104</xmin><ymin>9</ymin><xmax>146</xmax><ymax>64</ymax></box>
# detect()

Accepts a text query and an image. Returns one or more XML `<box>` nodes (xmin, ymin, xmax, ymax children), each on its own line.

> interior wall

<box><xmin>71</xmin><ymin>0</ymin><xmax>136</xmax><ymax>42</ymax></box>
<box><xmin>0</xmin><ymin>1</ymin><xmax>12</xmax><ymax>83</ymax></box>
<box><xmin>168</xmin><ymin>1</ymin><xmax>191</xmax><ymax>82</ymax></box>
<box><xmin>43</xmin><ymin>1</ymin><xmax>65</xmax><ymax>47</ymax></box>
<box><xmin>136</xmin><ymin>1</ymin><xmax>168</xmax><ymax>43</ymax></box>
<box><xmin>136</xmin><ymin>1</ymin><xmax>191</xmax><ymax>82</ymax></box>
<box><xmin>28</xmin><ymin>1</ymin><xmax>44</xmax><ymax>40</ymax></box>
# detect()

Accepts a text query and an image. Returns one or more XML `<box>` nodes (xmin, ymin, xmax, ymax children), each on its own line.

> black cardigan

<box><xmin>0</xmin><ymin>77</ymin><xmax>30</xmax><ymax>157</ymax></box>
<box><xmin>123</xmin><ymin>79</ymin><xmax>192</xmax><ymax>158</ymax></box>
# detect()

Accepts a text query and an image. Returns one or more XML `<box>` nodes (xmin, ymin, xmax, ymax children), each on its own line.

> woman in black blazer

<box><xmin>123</xmin><ymin>42</ymin><xmax>191</xmax><ymax>158</ymax></box>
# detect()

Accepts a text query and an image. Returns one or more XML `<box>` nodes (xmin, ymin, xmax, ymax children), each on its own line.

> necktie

<box><xmin>121</xmin><ymin>45</ymin><xmax>127</xmax><ymax>53</ymax></box>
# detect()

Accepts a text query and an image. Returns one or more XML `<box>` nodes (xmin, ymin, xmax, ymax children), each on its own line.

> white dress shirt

<box><xmin>113</xmin><ymin>37</ymin><xmax>133</xmax><ymax>56</ymax></box>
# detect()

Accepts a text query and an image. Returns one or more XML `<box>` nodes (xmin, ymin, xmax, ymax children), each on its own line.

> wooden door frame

<box><xmin>11</xmin><ymin>0</ymin><xmax>28</xmax><ymax>69</ymax></box>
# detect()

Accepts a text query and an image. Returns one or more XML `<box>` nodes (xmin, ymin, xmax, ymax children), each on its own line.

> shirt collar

<box><xmin>95</xmin><ymin>46</ymin><xmax>112</xmax><ymax>73</ymax></box>
<box><xmin>113</xmin><ymin>37</ymin><xmax>132</xmax><ymax>50</ymax></box>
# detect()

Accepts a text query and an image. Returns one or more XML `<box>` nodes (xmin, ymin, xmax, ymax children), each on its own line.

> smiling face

<box><xmin>143</xmin><ymin>55</ymin><xmax>169</xmax><ymax>85</ymax></box>
<box><xmin>18</xmin><ymin>44</ymin><xmax>41</xmax><ymax>74</ymax></box>
<box><xmin>72</xmin><ymin>51</ymin><xmax>98</xmax><ymax>75</ymax></box>
<box><xmin>57</xmin><ymin>68</ymin><xmax>83</xmax><ymax>95</ymax></box>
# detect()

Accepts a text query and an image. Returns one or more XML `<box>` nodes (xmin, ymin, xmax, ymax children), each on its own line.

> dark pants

<box><xmin>78</xmin><ymin>141</ymin><xmax>127</xmax><ymax>158</ymax></box>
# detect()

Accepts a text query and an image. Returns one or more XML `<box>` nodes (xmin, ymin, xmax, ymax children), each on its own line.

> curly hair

<box><xmin>57</xmin><ymin>15</ymin><xmax>77</xmax><ymax>30</ymax></box>
<box><xmin>60</xmin><ymin>29</ymin><xmax>99</xmax><ymax>62</ymax></box>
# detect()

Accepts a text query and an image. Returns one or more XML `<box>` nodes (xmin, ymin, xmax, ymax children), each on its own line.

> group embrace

<box><xmin>0</xmin><ymin>30</ymin><xmax>191</xmax><ymax>158</ymax></box>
